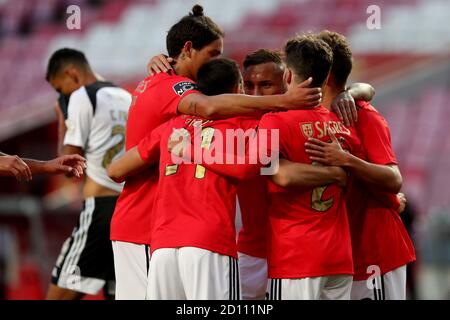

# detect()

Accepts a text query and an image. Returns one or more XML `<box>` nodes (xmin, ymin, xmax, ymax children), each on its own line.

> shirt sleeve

<box><xmin>357</xmin><ymin>107</ymin><xmax>398</xmax><ymax>165</ymax></box>
<box><xmin>164</xmin><ymin>77</ymin><xmax>201</xmax><ymax>116</ymax></box>
<box><xmin>63</xmin><ymin>88</ymin><xmax>93</xmax><ymax>149</ymax></box>
<box><xmin>257</xmin><ymin>113</ymin><xmax>286</xmax><ymax>158</ymax></box>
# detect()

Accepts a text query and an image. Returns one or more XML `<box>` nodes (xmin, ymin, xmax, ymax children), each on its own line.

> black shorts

<box><xmin>51</xmin><ymin>196</ymin><xmax>117</xmax><ymax>295</ymax></box>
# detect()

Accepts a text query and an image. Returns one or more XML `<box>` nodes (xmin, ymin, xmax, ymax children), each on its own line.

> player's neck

<box><xmin>173</xmin><ymin>62</ymin><xmax>194</xmax><ymax>81</ymax></box>
<box><xmin>322</xmin><ymin>85</ymin><xmax>345</xmax><ymax>110</ymax></box>
<box><xmin>83</xmin><ymin>72</ymin><xmax>99</xmax><ymax>86</ymax></box>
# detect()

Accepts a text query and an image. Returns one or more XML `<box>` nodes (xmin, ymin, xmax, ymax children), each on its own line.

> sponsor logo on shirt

<box><xmin>173</xmin><ymin>81</ymin><xmax>198</xmax><ymax>96</ymax></box>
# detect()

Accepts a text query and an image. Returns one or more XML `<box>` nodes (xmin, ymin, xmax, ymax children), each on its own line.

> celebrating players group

<box><xmin>1</xmin><ymin>4</ymin><xmax>416</xmax><ymax>300</ymax></box>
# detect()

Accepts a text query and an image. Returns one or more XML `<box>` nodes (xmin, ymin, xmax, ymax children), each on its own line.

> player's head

<box><xmin>167</xmin><ymin>4</ymin><xmax>224</xmax><ymax>80</ymax></box>
<box><xmin>46</xmin><ymin>48</ymin><xmax>93</xmax><ymax>96</ymax></box>
<box><xmin>197</xmin><ymin>58</ymin><xmax>243</xmax><ymax>95</ymax></box>
<box><xmin>316</xmin><ymin>30</ymin><xmax>353</xmax><ymax>89</ymax></box>
<box><xmin>283</xmin><ymin>35</ymin><xmax>333</xmax><ymax>89</ymax></box>
<box><xmin>242</xmin><ymin>49</ymin><xmax>287</xmax><ymax>96</ymax></box>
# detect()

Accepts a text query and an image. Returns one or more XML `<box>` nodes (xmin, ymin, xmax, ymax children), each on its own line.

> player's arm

<box><xmin>0</xmin><ymin>151</ymin><xmax>85</xmax><ymax>180</ymax></box>
<box><xmin>305</xmin><ymin>129</ymin><xmax>402</xmax><ymax>193</ymax></box>
<box><xmin>107</xmin><ymin>147</ymin><xmax>147</xmax><ymax>183</ymax></box>
<box><xmin>22</xmin><ymin>154</ymin><xmax>86</xmax><ymax>177</ymax></box>
<box><xmin>108</xmin><ymin>125</ymin><xmax>163</xmax><ymax>183</ymax></box>
<box><xmin>271</xmin><ymin>158</ymin><xmax>347</xmax><ymax>190</ymax></box>
<box><xmin>331</xmin><ymin>83</ymin><xmax>375</xmax><ymax>126</ymax></box>
<box><xmin>0</xmin><ymin>152</ymin><xmax>32</xmax><ymax>181</ymax></box>
<box><xmin>178</xmin><ymin>78</ymin><xmax>321</xmax><ymax>119</ymax></box>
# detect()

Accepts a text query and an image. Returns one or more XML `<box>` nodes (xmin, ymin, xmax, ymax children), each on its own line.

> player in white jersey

<box><xmin>45</xmin><ymin>48</ymin><xmax>131</xmax><ymax>299</ymax></box>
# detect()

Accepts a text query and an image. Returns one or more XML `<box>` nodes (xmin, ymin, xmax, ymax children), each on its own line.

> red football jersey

<box><xmin>236</xmin><ymin>176</ymin><xmax>270</xmax><ymax>259</ymax></box>
<box><xmin>110</xmin><ymin>72</ymin><xmax>199</xmax><ymax>245</ymax></box>
<box><xmin>260</xmin><ymin>106</ymin><xmax>360</xmax><ymax>279</ymax></box>
<box><xmin>347</xmin><ymin>101</ymin><xmax>416</xmax><ymax>280</ymax></box>
<box><xmin>139</xmin><ymin>115</ymin><xmax>259</xmax><ymax>258</ymax></box>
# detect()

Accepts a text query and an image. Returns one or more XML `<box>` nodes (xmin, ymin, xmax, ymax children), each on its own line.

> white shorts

<box><xmin>238</xmin><ymin>252</ymin><xmax>268</xmax><ymax>300</ymax></box>
<box><xmin>112</xmin><ymin>241</ymin><xmax>150</xmax><ymax>300</ymax></box>
<box><xmin>147</xmin><ymin>247</ymin><xmax>240</xmax><ymax>300</ymax></box>
<box><xmin>268</xmin><ymin>275</ymin><xmax>353</xmax><ymax>300</ymax></box>
<box><xmin>351</xmin><ymin>265</ymin><xmax>407</xmax><ymax>300</ymax></box>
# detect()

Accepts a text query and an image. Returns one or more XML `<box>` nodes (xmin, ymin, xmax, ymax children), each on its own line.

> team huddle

<box><xmin>1</xmin><ymin>4</ymin><xmax>415</xmax><ymax>300</ymax></box>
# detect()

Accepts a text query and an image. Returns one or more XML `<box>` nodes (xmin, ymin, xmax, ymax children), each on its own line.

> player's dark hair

<box><xmin>243</xmin><ymin>49</ymin><xmax>284</xmax><ymax>70</ymax></box>
<box><xmin>316</xmin><ymin>30</ymin><xmax>353</xmax><ymax>87</ymax></box>
<box><xmin>197</xmin><ymin>58</ymin><xmax>242</xmax><ymax>96</ymax></box>
<box><xmin>46</xmin><ymin>48</ymin><xmax>90</xmax><ymax>81</ymax></box>
<box><xmin>166</xmin><ymin>4</ymin><xmax>224</xmax><ymax>58</ymax></box>
<box><xmin>284</xmin><ymin>34</ymin><xmax>333</xmax><ymax>88</ymax></box>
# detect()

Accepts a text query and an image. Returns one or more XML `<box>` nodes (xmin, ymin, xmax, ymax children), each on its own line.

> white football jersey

<box><xmin>64</xmin><ymin>81</ymin><xmax>131</xmax><ymax>192</ymax></box>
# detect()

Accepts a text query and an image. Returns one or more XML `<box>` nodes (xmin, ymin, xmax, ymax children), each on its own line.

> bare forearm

<box><xmin>22</xmin><ymin>159</ymin><xmax>51</xmax><ymax>174</ymax></box>
<box><xmin>272</xmin><ymin>160</ymin><xmax>345</xmax><ymax>190</ymax></box>
<box><xmin>108</xmin><ymin>147</ymin><xmax>149</xmax><ymax>183</ymax></box>
<box><xmin>346</xmin><ymin>83</ymin><xmax>375</xmax><ymax>102</ymax></box>
<box><xmin>193</xmin><ymin>94</ymin><xmax>287</xmax><ymax>119</ymax></box>
<box><xmin>344</xmin><ymin>153</ymin><xmax>402</xmax><ymax>193</ymax></box>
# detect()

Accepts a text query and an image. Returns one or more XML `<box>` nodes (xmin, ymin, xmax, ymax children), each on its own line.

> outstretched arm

<box><xmin>178</xmin><ymin>78</ymin><xmax>322</xmax><ymax>119</ymax></box>
<box><xmin>0</xmin><ymin>152</ymin><xmax>86</xmax><ymax>181</ymax></box>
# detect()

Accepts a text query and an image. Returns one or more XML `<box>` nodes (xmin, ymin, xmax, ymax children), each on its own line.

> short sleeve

<box><xmin>357</xmin><ymin>108</ymin><xmax>398</xmax><ymax>165</ymax></box>
<box><xmin>137</xmin><ymin>121</ymin><xmax>167</xmax><ymax>162</ymax></box>
<box><xmin>258</xmin><ymin>113</ymin><xmax>287</xmax><ymax>158</ymax></box>
<box><xmin>164</xmin><ymin>76</ymin><xmax>201</xmax><ymax>116</ymax></box>
<box><xmin>63</xmin><ymin>88</ymin><xmax>93</xmax><ymax>149</ymax></box>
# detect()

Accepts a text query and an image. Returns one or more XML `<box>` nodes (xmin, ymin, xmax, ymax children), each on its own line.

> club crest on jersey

<box><xmin>173</xmin><ymin>81</ymin><xmax>198</xmax><ymax>96</ymax></box>
<box><xmin>300</xmin><ymin>122</ymin><xmax>314</xmax><ymax>138</ymax></box>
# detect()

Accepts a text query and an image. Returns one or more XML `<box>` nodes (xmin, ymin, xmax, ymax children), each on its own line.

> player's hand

<box><xmin>397</xmin><ymin>192</ymin><xmax>407</xmax><ymax>214</ymax></box>
<box><xmin>0</xmin><ymin>155</ymin><xmax>32</xmax><ymax>182</ymax></box>
<box><xmin>44</xmin><ymin>154</ymin><xmax>87</xmax><ymax>178</ymax></box>
<box><xmin>331</xmin><ymin>90</ymin><xmax>358</xmax><ymax>127</ymax></box>
<box><xmin>283</xmin><ymin>77</ymin><xmax>322</xmax><ymax>109</ymax></box>
<box><xmin>147</xmin><ymin>54</ymin><xmax>174</xmax><ymax>76</ymax></box>
<box><xmin>305</xmin><ymin>128</ymin><xmax>349</xmax><ymax>166</ymax></box>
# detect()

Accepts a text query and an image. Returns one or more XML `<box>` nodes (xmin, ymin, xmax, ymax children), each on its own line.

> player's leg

<box><xmin>382</xmin><ymin>265</ymin><xmax>407</xmax><ymax>300</ymax></box>
<box><xmin>179</xmin><ymin>247</ymin><xmax>240</xmax><ymax>300</ymax></box>
<box><xmin>238</xmin><ymin>252</ymin><xmax>267</xmax><ymax>300</ymax></box>
<box><xmin>267</xmin><ymin>277</ymin><xmax>324</xmax><ymax>300</ymax></box>
<box><xmin>47</xmin><ymin>197</ymin><xmax>117</xmax><ymax>299</ymax></box>
<box><xmin>146</xmin><ymin>248</ymin><xmax>185</xmax><ymax>300</ymax></box>
<box><xmin>112</xmin><ymin>241</ymin><xmax>150</xmax><ymax>300</ymax></box>
<box><xmin>320</xmin><ymin>275</ymin><xmax>353</xmax><ymax>300</ymax></box>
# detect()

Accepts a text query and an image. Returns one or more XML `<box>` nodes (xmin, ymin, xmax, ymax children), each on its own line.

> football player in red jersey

<box><xmin>148</xmin><ymin>45</ymin><xmax>376</xmax><ymax>300</ymax></box>
<box><xmin>302</xmin><ymin>31</ymin><xmax>416</xmax><ymax>300</ymax></box>
<box><xmin>273</xmin><ymin>31</ymin><xmax>415</xmax><ymax>300</ymax></box>
<box><xmin>111</xmin><ymin>58</ymin><xmax>259</xmax><ymax>299</ymax></box>
<box><xmin>109</xmin><ymin>4</ymin><xmax>323</xmax><ymax>300</ymax></box>
<box><xmin>236</xmin><ymin>49</ymin><xmax>375</xmax><ymax>300</ymax></box>
<box><xmin>161</xmin><ymin>35</ymin><xmax>362</xmax><ymax>300</ymax></box>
